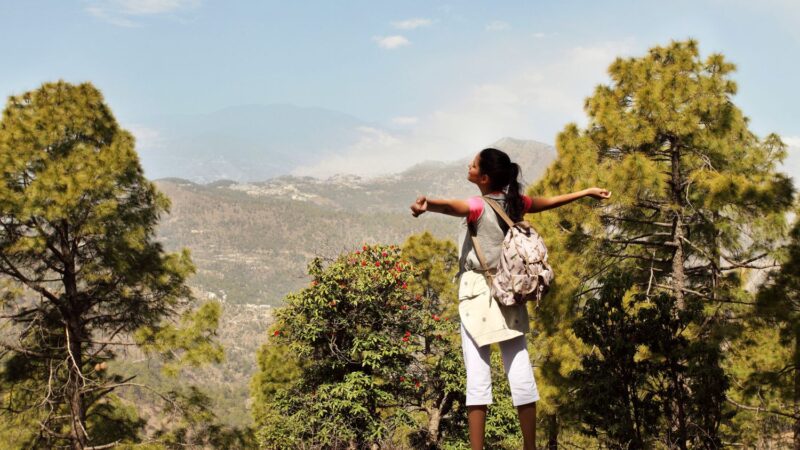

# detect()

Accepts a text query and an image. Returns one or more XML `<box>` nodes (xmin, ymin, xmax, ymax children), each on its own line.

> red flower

<box><xmin>414</xmin><ymin>379</ymin><xmax>421</xmax><ymax>388</ymax></box>
<box><xmin>444</xmin><ymin>317</ymin><xmax>450</xmax><ymax>322</ymax></box>
<box><xmin>382</xmin><ymin>251</ymin><xmax>388</xmax><ymax>257</ymax></box>
<box><xmin>355</xmin><ymin>250</ymin><xmax>361</xmax><ymax>255</ymax></box>
<box><xmin>311</xmin><ymin>280</ymin><xmax>318</xmax><ymax>286</ymax></box>
<box><xmin>363</xmin><ymin>245</ymin><xmax>369</xmax><ymax>251</ymax></box>
<box><xmin>432</xmin><ymin>314</ymin><xmax>440</xmax><ymax>321</ymax></box>
<box><xmin>404</xmin><ymin>330</ymin><xmax>411</xmax><ymax>337</ymax></box>
<box><xmin>401</xmin><ymin>282</ymin><xmax>408</xmax><ymax>289</ymax></box>
<box><xmin>400</xmin><ymin>305</ymin><xmax>408</xmax><ymax>310</ymax></box>
<box><xmin>273</xmin><ymin>330</ymin><xmax>280</xmax><ymax>336</ymax></box>
<box><xmin>375</xmin><ymin>261</ymin><xmax>381</xmax><ymax>267</ymax></box>
<box><xmin>361</xmin><ymin>261</ymin><xmax>367</xmax><ymax>266</ymax></box>
<box><xmin>399</xmin><ymin>376</ymin><xmax>405</xmax><ymax>382</ymax></box>
<box><xmin>402</xmin><ymin>336</ymin><xmax>409</xmax><ymax>342</ymax></box>
<box><xmin>415</xmin><ymin>294</ymin><xmax>422</xmax><ymax>301</ymax></box>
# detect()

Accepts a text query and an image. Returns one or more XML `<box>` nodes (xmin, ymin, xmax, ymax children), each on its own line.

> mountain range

<box><xmin>137</xmin><ymin>104</ymin><xmax>372</xmax><ymax>182</ymax></box>
<box><xmin>154</xmin><ymin>137</ymin><xmax>557</xmax><ymax>306</ymax></box>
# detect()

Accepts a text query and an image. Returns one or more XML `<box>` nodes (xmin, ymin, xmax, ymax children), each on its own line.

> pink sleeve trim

<box><xmin>522</xmin><ymin>195</ymin><xmax>533</xmax><ymax>213</ymax></box>
<box><xmin>467</xmin><ymin>196</ymin><xmax>484</xmax><ymax>223</ymax></box>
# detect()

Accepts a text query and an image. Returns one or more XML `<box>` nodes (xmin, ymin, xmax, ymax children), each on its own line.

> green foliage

<box><xmin>250</xmin><ymin>340</ymin><xmax>302</xmax><ymax>427</ymax></box>
<box><xmin>531</xmin><ymin>40</ymin><xmax>794</xmax><ymax>447</ymax></box>
<box><xmin>720</xmin><ymin>214</ymin><xmax>800</xmax><ymax>446</ymax></box>
<box><xmin>570</xmin><ymin>272</ymin><xmax>732</xmax><ymax>448</ymax></box>
<box><xmin>136</xmin><ymin>300</ymin><xmax>225</xmax><ymax>377</ymax></box>
<box><xmin>0</xmin><ymin>81</ymin><xmax>226</xmax><ymax>448</ymax></box>
<box><xmin>252</xmin><ymin>238</ymin><xmax>468</xmax><ymax>448</ymax></box>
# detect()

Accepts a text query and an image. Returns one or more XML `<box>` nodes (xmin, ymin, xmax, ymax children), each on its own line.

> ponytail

<box><xmin>477</xmin><ymin>148</ymin><xmax>525</xmax><ymax>222</ymax></box>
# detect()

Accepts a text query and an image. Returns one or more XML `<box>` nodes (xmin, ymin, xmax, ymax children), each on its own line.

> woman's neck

<box><xmin>478</xmin><ymin>185</ymin><xmax>502</xmax><ymax>196</ymax></box>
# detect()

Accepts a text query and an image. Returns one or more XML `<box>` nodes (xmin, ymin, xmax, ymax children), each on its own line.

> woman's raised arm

<box><xmin>527</xmin><ymin>187</ymin><xmax>611</xmax><ymax>213</ymax></box>
<box><xmin>410</xmin><ymin>196</ymin><xmax>470</xmax><ymax>218</ymax></box>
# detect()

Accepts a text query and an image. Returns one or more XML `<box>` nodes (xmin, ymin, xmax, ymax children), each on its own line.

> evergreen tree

<box><xmin>736</xmin><ymin>216</ymin><xmax>800</xmax><ymax>449</ymax></box>
<box><xmin>0</xmin><ymin>81</ymin><xmax>223</xmax><ymax>449</ymax></box>
<box><xmin>532</xmin><ymin>40</ymin><xmax>793</xmax><ymax>448</ymax></box>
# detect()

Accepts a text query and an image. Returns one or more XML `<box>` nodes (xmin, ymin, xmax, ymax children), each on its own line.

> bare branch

<box><xmin>726</xmin><ymin>396</ymin><xmax>797</xmax><ymax>420</ymax></box>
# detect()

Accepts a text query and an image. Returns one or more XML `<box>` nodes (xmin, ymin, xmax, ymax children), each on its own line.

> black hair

<box><xmin>477</xmin><ymin>148</ymin><xmax>525</xmax><ymax>222</ymax></box>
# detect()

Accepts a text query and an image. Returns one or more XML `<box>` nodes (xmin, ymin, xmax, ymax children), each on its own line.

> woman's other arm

<box><xmin>527</xmin><ymin>187</ymin><xmax>611</xmax><ymax>213</ymax></box>
<box><xmin>410</xmin><ymin>196</ymin><xmax>470</xmax><ymax>217</ymax></box>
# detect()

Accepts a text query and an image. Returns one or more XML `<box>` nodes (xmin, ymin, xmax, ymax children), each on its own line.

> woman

<box><xmin>410</xmin><ymin>147</ymin><xmax>610</xmax><ymax>450</ymax></box>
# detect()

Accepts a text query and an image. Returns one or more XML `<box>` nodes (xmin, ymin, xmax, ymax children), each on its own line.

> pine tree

<box><xmin>738</xmin><ymin>216</ymin><xmax>800</xmax><ymax>449</ymax></box>
<box><xmin>531</xmin><ymin>40</ymin><xmax>793</xmax><ymax>448</ymax></box>
<box><xmin>0</xmin><ymin>81</ymin><xmax>223</xmax><ymax>449</ymax></box>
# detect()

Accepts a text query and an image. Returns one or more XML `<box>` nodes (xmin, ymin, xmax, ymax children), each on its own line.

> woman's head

<box><xmin>474</xmin><ymin>148</ymin><xmax>519</xmax><ymax>191</ymax></box>
<box><xmin>469</xmin><ymin>148</ymin><xmax>526</xmax><ymax>221</ymax></box>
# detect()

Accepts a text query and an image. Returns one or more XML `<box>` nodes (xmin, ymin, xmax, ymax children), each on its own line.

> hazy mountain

<box><xmin>137</xmin><ymin>104</ymin><xmax>369</xmax><ymax>183</ymax></box>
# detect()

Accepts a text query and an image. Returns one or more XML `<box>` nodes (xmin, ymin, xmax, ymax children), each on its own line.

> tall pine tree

<box><xmin>531</xmin><ymin>40</ymin><xmax>793</xmax><ymax>448</ymax></box>
<box><xmin>0</xmin><ymin>81</ymin><xmax>222</xmax><ymax>449</ymax></box>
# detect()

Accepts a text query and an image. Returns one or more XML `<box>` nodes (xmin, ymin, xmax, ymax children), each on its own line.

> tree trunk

<box><xmin>547</xmin><ymin>414</ymin><xmax>559</xmax><ymax>450</ymax></box>
<box><xmin>62</xmin><ymin>223</ymin><xmax>88</xmax><ymax>449</ymax></box>
<box><xmin>794</xmin><ymin>328</ymin><xmax>800</xmax><ymax>450</ymax></box>
<box><xmin>426</xmin><ymin>407</ymin><xmax>442</xmax><ymax>448</ymax></box>
<box><xmin>66</xmin><ymin>322</ymin><xmax>88</xmax><ymax>449</ymax></box>
<box><xmin>668</xmin><ymin>140</ymin><xmax>689</xmax><ymax>450</ymax></box>
<box><xmin>670</xmin><ymin>141</ymin><xmax>686</xmax><ymax>312</ymax></box>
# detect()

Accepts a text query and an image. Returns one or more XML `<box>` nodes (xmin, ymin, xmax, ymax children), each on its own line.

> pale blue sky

<box><xmin>2</xmin><ymin>0</ymin><xmax>799</xmax><ymax>177</ymax></box>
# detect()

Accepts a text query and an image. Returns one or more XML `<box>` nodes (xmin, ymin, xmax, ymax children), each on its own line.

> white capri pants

<box><xmin>460</xmin><ymin>323</ymin><xmax>540</xmax><ymax>406</ymax></box>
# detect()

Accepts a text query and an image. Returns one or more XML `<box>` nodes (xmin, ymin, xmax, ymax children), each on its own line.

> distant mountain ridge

<box><xmin>137</xmin><ymin>104</ymin><xmax>370</xmax><ymax>182</ymax></box>
<box><xmin>156</xmin><ymin>137</ymin><xmax>556</xmax><ymax>212</ymax></box>
<box><xmin>154</xmin><ymin>137</ymin><xmax>556</xmax><ymax>306</ymax></box>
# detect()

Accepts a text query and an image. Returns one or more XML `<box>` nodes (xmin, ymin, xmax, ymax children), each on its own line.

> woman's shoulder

<box><xmin>467</xmin><ymin>196</ymin><xmax>484</xmax><ymax>224</ymax></box>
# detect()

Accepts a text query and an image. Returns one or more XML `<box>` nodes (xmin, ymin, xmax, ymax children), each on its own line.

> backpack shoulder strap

<box><xmin>483</xmin><ymin>196</ymin><xmax>516</xmax><ymax>228</ymax></box>
<box><xmin>468</xmin><ymin>222</ymin><xmax>495</xmax><ymax>285</ymax></box>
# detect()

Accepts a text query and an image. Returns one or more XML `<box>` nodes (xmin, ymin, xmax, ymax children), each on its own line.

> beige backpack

<box><xmin>469</xmin><ymin>197</ymin><xmax>554</xmax><ymax>306</ymax></box>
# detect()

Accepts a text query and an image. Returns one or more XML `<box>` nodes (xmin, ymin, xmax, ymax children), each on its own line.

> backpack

<box><xmin>468</xmin><ymin>197</ymin><xmax>554</xmax><ymax>306</ymax></box>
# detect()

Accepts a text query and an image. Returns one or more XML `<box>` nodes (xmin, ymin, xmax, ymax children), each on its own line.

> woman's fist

<box><xmin>410</xmin><ymin>196</ymin><xmax>428</xmax><ymax>217</ymax></box>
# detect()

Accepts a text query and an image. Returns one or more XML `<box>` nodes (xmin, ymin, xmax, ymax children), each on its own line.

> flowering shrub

<box><xmin>254</xmin><ymin>242</ymin><xmax>463</xmax><ymax>448</ymax></box>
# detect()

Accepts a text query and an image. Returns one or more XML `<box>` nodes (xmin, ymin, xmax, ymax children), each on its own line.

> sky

<box><xmin>1</xmin><ymin>0</ymin><xmax>799</xmax><ymax>178</ymax></box>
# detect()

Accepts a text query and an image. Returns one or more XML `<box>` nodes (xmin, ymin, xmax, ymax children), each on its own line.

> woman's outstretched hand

<box><xmin>586</xmin><ymin>187</ymin><xmax>612</xmax><ymax>200</ymax></box>
<box><xmin>410</xmin><ymin>196</ymin><xmax>428</xmax><ymax>217</ymax></box>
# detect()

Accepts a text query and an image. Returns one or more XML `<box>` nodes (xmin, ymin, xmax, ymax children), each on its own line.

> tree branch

<box><xmin>726</xmin><ymin>395</ymin><xmax>797</xmax><ymax>420</ymax></box>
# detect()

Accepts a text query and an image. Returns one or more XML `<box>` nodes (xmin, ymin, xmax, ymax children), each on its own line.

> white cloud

<box><xmin>374</xmin><ymin>35</ymin><xmax>411</xmax><ymax>49</ymax></box>
<box><xmin>292</xmin><ymin>127</ymin><xmax>416</xmax><ymax>178</ymax></box>
<box><xmin>294</xmin><ymin>40</ymin><xmax>635</xmax><ymax>178</ymax></box>
<box><xmin>85</xmin><ymin>0</ymin><xmax>200</xmax><ymax>26</ymax></box>
<box><xmin>784</xmin><ymin>136</ymin><xmax>800</xmax><ymax>148</ymax></box>
<box><xmin>127</xmin><ymin>124</ymin><xmax>165</xmax><ymax>149</ymax></box>
<box><xmin>117</xmin><ymin>0</ymin><xmax>198</xmax><ymax>15</ymax></box>
<box><xmin>391</xmin><ymin>116</ymin><xmax>419</xmax><ymax>126</ymax></box>
<box><xmin>392</xmin><ymin>18</ymin><xmax>434</xmax><ymax>30</ymax></box>
<box><xmin>780</xmin><ymin>136</ymin><xmax>800</xmax><ymax>181</ymax></box>
<box><xmin>485</xmin><ymin>20</ymin><xmax>510</xmax><ymax>31</ymax></box>
<box><xmin>532</xmin><ymin>32</ymin><xmax>546</xmax><ymax>38</ymax></box>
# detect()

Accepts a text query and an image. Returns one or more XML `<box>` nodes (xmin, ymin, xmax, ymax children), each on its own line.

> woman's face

<box><xmin>467</xmin><ymin>154</ymin><xmax>482</xmax><ymax>184</ymax></box>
